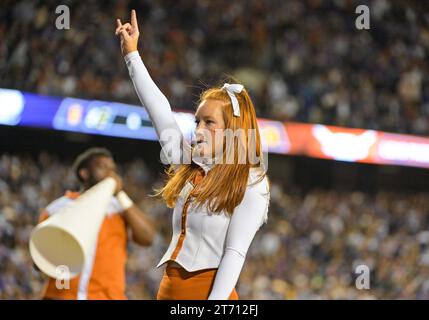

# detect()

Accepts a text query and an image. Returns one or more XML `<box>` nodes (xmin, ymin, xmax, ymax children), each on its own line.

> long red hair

<box><xmin>157</xmin><ymin>85</ymin><xmax>266</xmax><ymax>215</ymax></box>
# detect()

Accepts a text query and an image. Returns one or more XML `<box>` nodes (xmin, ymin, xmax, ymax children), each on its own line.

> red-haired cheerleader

<box><xmin>116</xmin><ymin>10</ymin><xmax>270</xmax><ymax>300</ymax></box>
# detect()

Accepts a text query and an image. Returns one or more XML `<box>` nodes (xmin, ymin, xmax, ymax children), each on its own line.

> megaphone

<box><xmin>29</xmin><ymin>177</ymin><xmax>116</xmax><ymax>279</ymax></box>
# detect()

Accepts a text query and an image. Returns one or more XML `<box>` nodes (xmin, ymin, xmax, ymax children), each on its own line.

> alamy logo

<box><xmin>158</xmin><ymin>127</ymin><xmax>269</xmax><ymax>172</ymax></box>
<box><xmin>355</xmin><ymin>264</ymin><xmax>370</xmax><ymax>290</ymax></box>
<box><xmin>55</xmin><ymin>5</ymin><xmax>70</xmax><ymax>30</ymax></box>
<box><xmin>355</xmin><ymin>5</ymin><xmax>370</xmax><ymax>30</ymax></box>
<box><xmin>55</xmin><ymin>265</ymin><xmax>70</xmax><ymax>290</ymax></box>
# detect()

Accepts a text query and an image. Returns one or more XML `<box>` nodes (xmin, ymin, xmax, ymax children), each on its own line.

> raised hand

<box><xmin>115</xmin><ymin>9</ymin><xmax>140</xmax><ymax>57</ymax></box>
<box><xmin>108</xmin><ymin>172</ymin><xmax>123</xmax><ymax>195</ymax></box>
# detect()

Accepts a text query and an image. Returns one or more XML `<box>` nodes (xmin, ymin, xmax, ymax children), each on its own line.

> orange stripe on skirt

<box><xmin>157</xmin><ymin>265</ymin><xmax>239</xmax><ymax>300</ymax></box>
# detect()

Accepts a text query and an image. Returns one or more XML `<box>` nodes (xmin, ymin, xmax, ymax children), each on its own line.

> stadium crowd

<box><xmin>1</xmin><ymin>152</ymin><xmax>429</xmax><ymax>299</ymax></box>
<box><xmin>1</xmin><ymin>0</ymin><xmax>428</xmax><ymax>135</ymax></box>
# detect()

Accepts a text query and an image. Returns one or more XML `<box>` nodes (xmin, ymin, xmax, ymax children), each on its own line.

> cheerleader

<box><xmin>116</xmin><ymin>10</ymin><xmax>270</xmax><ymax>300</ymax></box>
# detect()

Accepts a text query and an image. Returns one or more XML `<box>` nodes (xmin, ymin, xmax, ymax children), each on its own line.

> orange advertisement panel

<box><xmin>281</xmin><ymin>122</ymin><xmax>429</xmax><ymax>169</ymax></box>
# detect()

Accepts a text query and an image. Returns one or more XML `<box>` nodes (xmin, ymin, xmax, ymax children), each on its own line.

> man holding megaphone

<box><xmin>34</xmin><ymin>147</ymin><xmax>155</xmax><ymax>300</ymax></box>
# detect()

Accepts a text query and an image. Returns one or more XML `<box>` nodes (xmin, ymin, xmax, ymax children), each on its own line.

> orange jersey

<box><xmin>38</xmin><ymin>191</ymin><xmax>128</xmax><ymax>300</ymax></box>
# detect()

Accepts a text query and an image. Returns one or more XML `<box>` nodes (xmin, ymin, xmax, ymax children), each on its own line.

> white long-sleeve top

<box><xmin>124</xmin><ymin>51</ymin><xmax>270</xmax><ymax>299</ymax></box>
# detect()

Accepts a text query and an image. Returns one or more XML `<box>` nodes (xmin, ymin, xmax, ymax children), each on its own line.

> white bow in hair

<box><xmin>222</xmin><ymin>83</ymin><xmax>244</xmax><ymax>117</ymax></box>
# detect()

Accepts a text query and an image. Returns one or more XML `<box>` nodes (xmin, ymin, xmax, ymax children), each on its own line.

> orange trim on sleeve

<box><xmin>38</xmin><ymin>210</ymin><xmax>50</xmax><ymax>223</ymax></box>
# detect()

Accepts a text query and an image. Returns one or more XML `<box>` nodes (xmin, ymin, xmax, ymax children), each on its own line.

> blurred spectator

<box><xmin>1</xmin><ymin>152</ymin><xmax>429</xmax><ymax>299</ymax></box>
<box><xmin>0</xmin><ymin>0</ymin><xmax>428</xmax><ymax>135</ymax></box>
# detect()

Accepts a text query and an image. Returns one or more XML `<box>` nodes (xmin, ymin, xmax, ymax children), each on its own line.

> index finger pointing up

<box><xmin>131</xmin><ymin>9</ymin><xmax>139</xmax><ymax>31</ymax></box>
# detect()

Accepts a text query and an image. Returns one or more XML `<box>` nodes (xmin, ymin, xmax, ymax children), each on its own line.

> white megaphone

<box><xmin>29</xmin><ymin>177</ymin><xmax>116</xmax><ymax>279</ymax></box>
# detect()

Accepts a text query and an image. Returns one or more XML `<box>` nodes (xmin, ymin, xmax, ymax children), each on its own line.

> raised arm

<box><xmin>116</xmin><ymin>10</ymin><xmax>190</xmax><ymax>165</ymax></box>
<box><xmin>208</xmin><ymin>177</ymin><xmax>270</xmax><ymax>300</ymax></box>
